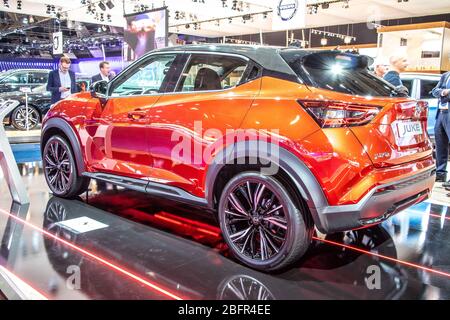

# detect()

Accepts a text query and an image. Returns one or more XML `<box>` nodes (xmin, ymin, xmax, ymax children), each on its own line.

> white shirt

<box><xmin>101</xmin><ymin>73</ymin><xmax>109</xmax><ymax>82</ymax></box>
<box><xmin>58</xmin><ymin>69</ymin><xmax>71</xmax><ymax>99</ymax></box>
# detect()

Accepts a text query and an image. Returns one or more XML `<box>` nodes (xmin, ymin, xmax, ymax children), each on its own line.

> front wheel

<box><xmin>11</xmin><ymin>105</ymin><xmax>40</xmax><ymax>130</ymax></box>
<box><xmin>43</xmin><ymin>135</ymin><xmax>90</xmax><ymax>198</ymax></box>
<box><xmin>218</xmin><ymin>172</ymin><xmax>313</xmax><ymax>272</ymax></box>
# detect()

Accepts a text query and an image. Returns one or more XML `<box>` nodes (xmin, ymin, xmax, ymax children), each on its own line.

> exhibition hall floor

<box><xmin>1</xmin><ymin>152</ymin><xmax>450</xmax><ymax>299</ymax></box>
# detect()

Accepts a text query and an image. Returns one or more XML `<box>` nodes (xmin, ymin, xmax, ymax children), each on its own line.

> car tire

<box><xmin>11</xmin><ymin>105</ymin><xmax>40</xmax><ymax>131</ymax></box>
<box><xmin>218</xmin><ymin>171</ymin><xmax>313</xmax><ymax>272</ymax></box>
<box><xmin>43</xmin><ymin>135</ymin><xmax>90</xmax><ymax>198</ymax></box>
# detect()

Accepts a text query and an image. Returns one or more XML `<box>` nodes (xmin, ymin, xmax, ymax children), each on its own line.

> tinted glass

<box><xmin>110</xmin><ymin>54</ymin><xmax>176</xmax><ymax>97</ymax></box>
<box><xmin>281</xmin><ymin>51</ymin><xmax>397</xmax><ymax>97</ymax></box>
<box><xmin>177</xmin><ymin>54</ymin><xmax>247</xmax><ymax>92</ymax></box>
<box><xmin>29</xmin><ymin>72</ymin><xmax>49</xmax><ymax>84</ymax></box>
<box><xmin>402</xmin><ymin>79</ymin><xmax>413</xmax><ymax>94</ymax></box>
<box><xmin>420</xmin><ymin>79</ymin><xmax>439</xmax><ymax>100</ymax></box>
<box><xmin>3</xmin><ymin>72</ymin><xmax>28</xmax><ymax>84</ymax></box>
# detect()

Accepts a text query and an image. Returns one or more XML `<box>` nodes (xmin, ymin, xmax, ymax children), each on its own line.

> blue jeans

<box><xmin>435</xmin><ymin>109</ymin><xmax>450</xmax><ymax>176</ymax></box>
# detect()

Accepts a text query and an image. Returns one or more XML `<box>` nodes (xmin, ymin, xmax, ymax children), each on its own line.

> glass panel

<box><xmin>282</xmin><ymin>50</ymin><xmax>397</xmax><ymax>97</ymax></box>
<box><xmin>3</xmin><ymin>72</ymin><xmax>28</xmax><ymax>84</ymax></box>
<box><xmin>28</xmin><ymin>72</ymin><xmax>49</xmax><ymax>84</ymax></box>
<box><xmin>402</xmin><ymin>79</ymin><xmax>413</xmax><ymax>95</ymax></box>
<box><xmin>111</xmin><ymin>54</ymin><xmax>176</xmax><ymax>97</ymax></box>
<box><xmin>178</xmin><ymin>54</ymin><xmax>247</xmax><ymax>92</ymax></box>
<box><xmin>420</xmin><ymin>79</ymin><xmax>439</xmax><ymax>100</ymax></box>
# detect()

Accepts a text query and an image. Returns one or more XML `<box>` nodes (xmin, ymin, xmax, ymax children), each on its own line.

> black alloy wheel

<box><xmin>11</xmin><ymin>105</ymin><xmax>40</xmax><ymax>130</ymax></box>
<box><xmin>218</xmin><ymin>172</ymin><xmax>313</xmax><ymax>272</ymax></box>
<box><xmin>43</xmin><ymin>135</ymin><xmax>90</xmax><ymax>198</ymax></box>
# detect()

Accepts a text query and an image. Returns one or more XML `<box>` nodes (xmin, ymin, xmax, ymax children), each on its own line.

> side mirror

<box><xmin>90</xmin><ymin>80</ymin><xmax>108</xmax><ymax>99</ymax></box>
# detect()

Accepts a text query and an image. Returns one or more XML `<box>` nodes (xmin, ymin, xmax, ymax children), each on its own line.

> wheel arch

<box><xmin>41</xmin><ymin>117</ymin><xmax>86</xmax><ymax>175</ymax></box>
<box><xmin>204</xmin><ymin>141</ymin><xmax>328</xmax><ymax>229</ymax></box>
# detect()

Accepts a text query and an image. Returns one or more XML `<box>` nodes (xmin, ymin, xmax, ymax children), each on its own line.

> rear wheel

<box><xmin>11</xmin><ymin>105</ymin><xmax>40</xmax><ymax>130</ymax></box>
<box><xmin>43</xmin><ymin>135</ymin><xmax>90</xmax><ymax>198</ymax></box>
<box><xmin>218</xmin><ymin>172</ymin><xmax>313</xmax><ymax>272</ymax></box>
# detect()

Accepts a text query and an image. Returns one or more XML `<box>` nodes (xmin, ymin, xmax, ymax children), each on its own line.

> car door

<box><xmin>418</xmin><ymin>77</ymin><xmax>440</xmax><ymax>137</ymax></box>
<box><xmin>146</xmin><ymin>52</ymin><xmax>261</xmax><ymax>195</ymax></box>
<box><xmin>86</xmin><ymin>53</ymin><xmax>179</xmax><ymax>179</ymax></box>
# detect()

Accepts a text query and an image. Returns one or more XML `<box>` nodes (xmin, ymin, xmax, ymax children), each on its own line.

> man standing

<box><xmin>46</xmin><ymin>56</ymin><xmax>77</xmax><ymax>104</ymax></box>
<box><xmin>432</xmin><ymin>71</ymin><xmax>450</xmax><ymax>185</ymax></box>
<box><xmin>91</xmin><ymin>61</ymin><xmax>114</xmax><ymax>83</ymax></box>
<box><xmin>383</xmin><ymin>55</ymin><xmax>408</xmax><ymax>87</ymax></box>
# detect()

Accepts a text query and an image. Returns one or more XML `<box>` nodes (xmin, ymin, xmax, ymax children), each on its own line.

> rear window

<box><xmin>281</xmin><ymin>51</ymin><xmax>396</xmax><ymax>97</ymax></box>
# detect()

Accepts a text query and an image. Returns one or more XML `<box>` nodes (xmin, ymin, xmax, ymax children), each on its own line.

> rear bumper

<box><xmin>311</xmin><ymin>167</ymin><xmax>436</xmax><ymax>234</ymax></box>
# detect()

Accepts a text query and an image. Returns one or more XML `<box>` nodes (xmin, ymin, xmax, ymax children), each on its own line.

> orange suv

<box><xmin>41</xmin><ymin>45</ymin><xmax>435</xmax><ymax>271</ymax></box>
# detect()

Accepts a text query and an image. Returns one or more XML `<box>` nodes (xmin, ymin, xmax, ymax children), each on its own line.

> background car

<box><xmin>400</xmin><ymin>73</ymin><xmax>441</xmax><ymax>141</ymax></box>
<box><xmin>0</xmin><ymin>69</ymin><xmax>50</xmax><ymax>94</ymax></box>
<box><xmin>1</xmin><ymin>73</ymin><xmax>93</xmax><ymax>131</ymax></box>
<box><xmin>1</xmin><ymin>84</ymin><xmax>52</xmax><ymax>130</ymax></box>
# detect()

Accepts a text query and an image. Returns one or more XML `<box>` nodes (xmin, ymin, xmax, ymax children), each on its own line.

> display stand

<box><xmin>0</xmin><ymin>99</ymin><xmax>30</xmax><ymax>204</ymax></box>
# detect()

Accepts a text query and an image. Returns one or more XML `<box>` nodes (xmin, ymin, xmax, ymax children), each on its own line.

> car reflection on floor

<box><xmin>0</xmin><ymin>163</ymin><xmax>450</xmax><ymax>299</ymax></box>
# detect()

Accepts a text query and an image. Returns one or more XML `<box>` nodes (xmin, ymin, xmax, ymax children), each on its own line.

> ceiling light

<box><xmin>321</xmin><ymin>37</ymin><xmax>328</xmax><ymax>46</ymax></box>
<box><xmin>106</xmin><ymin>0</ymin><xmax>115</xmax><ymax>9</ymax></box>
<box><xmin>98</xmin><ymin>1</ymin><xmax>107</xmax><ymax>11</ymax></box>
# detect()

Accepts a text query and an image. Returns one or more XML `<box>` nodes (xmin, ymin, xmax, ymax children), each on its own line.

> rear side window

<box><xmin>281</xmin><ymin>51</ymin><xmax>396</xmax><ymax>97</ymax></box>
<box><xmin>420</xmin><ymin>79</ymin><xmax>439</xmax><ymax>99</ymax></box>
<box><xmin>29</xmin><ymin>72</ymin><xmax>48</xmax><ymax>84</ymax></box>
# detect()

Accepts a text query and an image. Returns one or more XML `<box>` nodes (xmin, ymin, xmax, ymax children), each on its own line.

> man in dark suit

<box><xmin>91</xmin><ymin>61</ymin><xmax>115</xmax><ymax>83</ymax></box>
<box><xmin>431</xmin><ymin>71</ymin><xmax>450</xmax><ymax>185</ymax></box>
<box><xmin>46</xmin><ymin>56</ymin><xmax>77</xmax><ymax>104</ymax></box>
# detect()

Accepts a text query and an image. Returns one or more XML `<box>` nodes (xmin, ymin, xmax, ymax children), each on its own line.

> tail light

<box><xmin>394</xmin><ymin>101</ymin><xmax>428</xmax><ymax>121</ymax></box>
<box><xmin>298</xmin><ymin>100</ymin><xmax>381</xmax><ymax>128</ymax></box>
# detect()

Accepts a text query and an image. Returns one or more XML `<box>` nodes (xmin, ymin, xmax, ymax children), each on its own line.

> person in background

<box><xmin>77</xmin><ymin>81</ymin><xmax>88</xmax><ymax>92</ymax></box>
<box><xmin>374</xmin><ymin>62</ymin><xmax>388</xmax><ymax>78</ymax></box>
<box><xmin>91</xmin><ymin>61</ymin><xmax>115</xmax><ymax>83</ymax></box>
<box><xmin>46</xmin><ymin>56</ymin><xmax>77</xmax><ymax>104</ymax></box>
<box><xmin>383</xmin><ymin>55</ymin><xmax>408</xmax><ymax>87</ymax></box>
<box><xmin>431</xmin><ymin>71</ymin><xmax>450</xmax><ymax>186</ymax></box>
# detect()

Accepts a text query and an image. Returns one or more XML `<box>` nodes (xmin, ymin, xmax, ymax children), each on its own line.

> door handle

<box><xmin>127</xmin><ymin>110</ymin><xmax>147</xmax><ymax>120</ymax></box>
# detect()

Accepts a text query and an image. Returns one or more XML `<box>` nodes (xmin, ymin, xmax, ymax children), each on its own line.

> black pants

<box><xmin>435</xmin><ymin>110</ymin><xmax>450</xmax><ymax>177</ymax></box>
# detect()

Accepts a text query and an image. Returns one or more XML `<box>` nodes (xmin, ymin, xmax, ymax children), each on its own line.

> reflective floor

<box><xmin>1</xmin><ymin>158</ymin><xmax>450</xmax><ymax>299</ymax></box>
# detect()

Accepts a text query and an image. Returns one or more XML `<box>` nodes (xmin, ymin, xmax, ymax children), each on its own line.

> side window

<box><xmin>29</xmin><ymin>72</ymin><xmax>49</xmax><ymax>84</ymax></box>
<box><xmin>6</xmin><ymin>72</ymin><xmax>28</xmax><ymax>84</ymax></box>
<box><xmin>110</xmin><ymin>54</ymin><xmax>176</xmax><ymax>97</ymax></box>
<box><xmin>177</xmin><ymin>54</ymin><xmax>248</xmax><ymax>92</ymax></box>
<box><xmin>401</xmin><ymin>79</ymin><xmax>413</xmax><ymax>95</ymax></box>
<box><xmin>420</xmin><ymin>79</ymin><xmax>439</xmax><ymax>100</ymax></box>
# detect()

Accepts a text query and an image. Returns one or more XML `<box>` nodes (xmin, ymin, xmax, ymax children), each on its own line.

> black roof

<box><xmin>155</xmin><ymin>44</ymin><xmax>323</xmax><ymax>75</ymax></box>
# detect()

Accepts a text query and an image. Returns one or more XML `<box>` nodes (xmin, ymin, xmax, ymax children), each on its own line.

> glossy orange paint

<box><xmin>43</xmin><ymin>74</ymin><xmax>434</xmax><ymax>207</ymax></box>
